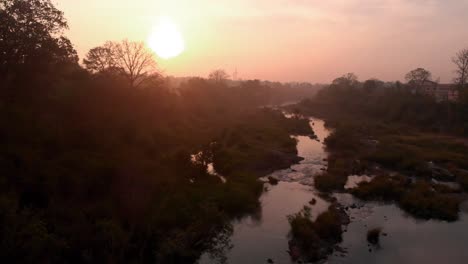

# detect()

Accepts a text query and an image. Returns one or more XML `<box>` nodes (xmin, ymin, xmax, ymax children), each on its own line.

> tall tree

<box><xmin>84</xmin><ymin>40</ymin><xmax>158</xmax><ymax>88</ymax></box>
<box><xmin>83</xmin><ymin>42</ymin><xmax>115</xmax><ymax>73</ymax></box>
<box><xmin>405</xmin><ymin>68</ymin><xmax>432</xmax><ymax>89</ymax></box>
<box><xmin>0</xmin><ymin>0</ymin><xmax>78</xmax><ymax>79</ymax></box>
<box><xmin>363</xmin><ymin>79</ymin><xmax>384</xmax><ymax>93</ymax></box>
<box><xmin>332</xmin><ymin>73</ymin><xmax>359</xmax><ymax>87</ymax></box>
<box><xmin>208</xmin><ymin>69</ymin><xmax>230</xmax><ymax>84</ymax></box>
<box><xmin>453</xmin><ymin>48</ymin><xmax>468</xmax><ymax>89</ymax></box>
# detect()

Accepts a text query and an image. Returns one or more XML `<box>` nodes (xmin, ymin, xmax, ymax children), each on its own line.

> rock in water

<box><xmin>268</xmin><ymin>176</ymin><xmax>279</xmax><ymax>185</ymax></box>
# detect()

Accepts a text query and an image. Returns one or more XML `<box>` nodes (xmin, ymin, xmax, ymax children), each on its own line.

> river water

<box><xmin>199</xmin><ymin>118</ymin><xmax>468</xmax><ymax>264</ymax></box>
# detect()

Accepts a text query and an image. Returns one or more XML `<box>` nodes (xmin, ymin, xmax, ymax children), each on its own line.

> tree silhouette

<box><xmin>83</xmin><ymin>42</ymin><xmax>115</xmax><ymax>73</ymax></box>
<box><xmin>84</xmin><ymin>40</ymin><xmax>158</xmax><ymax>88</ymax></box>
<box><xmin>0</xmin><ymin>0</ymin><xmax>78</xmax><ymax>80</ymax></box>
<box><xmin>332</xmin><ymin>73</ymin><xmax>359</xmax><ymax>87</ymax></box>
<box><xmin>453</xmin><ymin>48</ymin><xmax>468</xmax><ymax>89</ymax></box>
<box><xmin>209</xmin><ymin>69</ymin><xmax>230</xmax><ymax>84</ymax></box>
<box><xmin>405</xmin><ymin>68</ymin><xmax>432</xmax><ymax>89</ymax></box>
<box><xmin>114</xmin><ymin>40</ymin><xmax>158</xmax><ymax>88</ymax></box>
<box><xmin>363</xmin><ymin>79</ymin><xmax>384</xmax><ymax>93</ymax></box>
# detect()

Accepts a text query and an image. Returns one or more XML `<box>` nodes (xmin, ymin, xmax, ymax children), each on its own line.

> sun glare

<box><xmin>148</xmin><ymin>17</ymin><xmax>184</xmax><ymax>59</ymax></box>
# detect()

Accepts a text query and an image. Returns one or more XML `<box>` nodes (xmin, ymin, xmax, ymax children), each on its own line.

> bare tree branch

<box><xmin>453</xmin><ymin>48</ymin><xmax>468</xmax><ymax>89</ymax></box>
<box><xmin>83</xmin><ymin>40</ymin><xmax>158</xmax><ymax>88</ymax></box>
<box><xmin>208</xmin><ymin>69</ymin><xmax>230</xmax><ymax>84</ymax></box>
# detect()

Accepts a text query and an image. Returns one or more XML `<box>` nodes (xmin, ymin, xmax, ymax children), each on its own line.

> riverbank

<box><xmin>272</xmin><ymin>99</ymin><xmax>468</xmax><ymax>262</ymax></box>
<box><xmin>212</xmin><ymin>109</ymin><xmax>315</xmax><ymax>178</ymax></box>
<box><xmin>199</xmin><ymin>117</ymin><xmax>332</xmax><ymax>264</ymax></box>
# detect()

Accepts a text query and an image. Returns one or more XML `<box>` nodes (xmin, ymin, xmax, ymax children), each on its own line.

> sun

<box><xmin>148</xmin><ymin>17</ymin><xmax>184</xmax><ymax>59</ymax></box>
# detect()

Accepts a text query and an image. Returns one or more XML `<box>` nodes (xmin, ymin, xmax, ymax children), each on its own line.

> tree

<box><xmin>113</xmin><ymin>40</ymin><xmax>158</xmax><ymax>88</ymax></box>
<box><xmin>208</xmin><ymin>69</ymin><xmax>230</xmax><ymax>84</ymax></box>
<box><xmin>332</xmin><ymin>73</ymin><xmax>359</xmax><ymax>87</ymax></box>
<box><xmin>405</xmin><ymin>68</ymin><xmax>432</xmax><ymax>88</ymax></box>
<box><xmin>363</xmin><ymin>79</ymin><xmax>384</xmax><ymax>93</ymax></box>
<box><xmin>83</xmin><ymin>42</ymin><xmax>115</xmax><ymax>73</ymax></box>
<box><xmin>0</xmin><ymin>0</ymin><xmax>78</xmax><ymax>79</ymax></box>
<box><xmin>84</xmin><ymin>40</ymin><xmax>158</xmax><ymax>88</ymax></box>
<box><xmin>453</xmin><ymin>48</ymin><xmax>468</xmax><ymax>89</ymax></box>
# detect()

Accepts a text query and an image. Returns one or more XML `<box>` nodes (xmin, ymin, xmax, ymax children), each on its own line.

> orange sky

<box><xmin>58</xmin><ymin>0</ymin><xmax>468</xmax><ymax>83</ymax></box>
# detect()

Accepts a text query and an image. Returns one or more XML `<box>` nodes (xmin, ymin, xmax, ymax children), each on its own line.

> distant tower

<box><xmin>233</xmin><ymin>68</ymin><xmax>238</xmax><ymax>81</ymax></box>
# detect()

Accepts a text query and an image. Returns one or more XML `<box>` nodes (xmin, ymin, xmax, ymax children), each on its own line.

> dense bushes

<box><xmin>351</xmin><ymin>175</ymin><xmax>408</xmax><ymax>201</ymax></box>
<box><xmin>314</xmin><ymin>173</ymin><xmax>347</xmax><ymax>192</ymax></box>
<box><xmin>293</xmin><ymin>78</ymin><xmax>468</xmax><ymax>136</ymax></box>
<box><xmin>0</xmin><ymin>54</ymin><xmax>315</xmax><ymax>263</ymax></box>
<box><xmin>212</xmin><ymin>109</ymin><xmax>311</xmax><ymax>176</ymax></box>
<box><xmin>399</xmin><ymin>181</ymin><xmax>460</xmax><ymax>221</ymax></box>
<box><xmin>352</xmin><ymin>177</ymin><xmax>461</xmax><ymax>221</ymax></box>
<box><xmin>294</xmin><ymin>88</ymin><xmax>468</xmax><ymax>221</ymax></box>
<box><xmin>287</xmin><ymin>205</ymin><xmax>347</xmax><ymax>262</ymax></box>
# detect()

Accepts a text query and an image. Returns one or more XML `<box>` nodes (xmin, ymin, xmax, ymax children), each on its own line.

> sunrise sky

<box><xmin>58</xmin><ymin>0</ymin><xmax>468</xmax><ymax>83</ymax></box>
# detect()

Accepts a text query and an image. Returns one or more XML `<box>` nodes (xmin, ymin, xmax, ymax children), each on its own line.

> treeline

<box><xmin>166</xmin><ymin>76</ymin><xmax>322</xmax><ymax>106</ymax></box>
<box><xmin>0</xmin><ymin>0</ymin><xmax>314</xmax><ymax>263</ymax></box>
<box><xmin>289</xmin><ymin>72</ymin><xmax>468</xmax><ymax>222</ymax></box>
<box><xmin>293</xmin><ymin>72</ymin><xmax>468</xmax><ymax>135</ymax></box>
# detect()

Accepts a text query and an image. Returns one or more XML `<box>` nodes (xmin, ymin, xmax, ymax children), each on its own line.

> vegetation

<box><xmin>83</xmin><ymin>40</ymin><xmax>158</xmax><ymax>88</ymax></box>
<box><xmin>290</xmin><ymin>68</ymin><xmax>468</xmax><ymax>136</ymax></box>
<box><xmin>351</xmin><ymin>176</ymin><xmax>460</xmax><ymax>221</ymax></box>
<box><xmin>0</xmin><ymin>1</ymin><xmax>318</xmax><ymax>263</ymax></box>
<box><xmin>453</xmin><ymin>48</ymin><xmax>468</xmax><ymax>89</ymax></box>
<box><xmin>287</xmin><ymin>205</ymin><xmax>348</xmax><ymax>262</ymax></box>
<box><xmin>399</xmin><ymin>181</ymin><xmax>461</xmax><ymax>221</ymax></box>
<box><xmin>367</xmin><ymin>228</ymin><xmax>382</xmax><ymax>245</ymax></box>
<box><xmin>314</xmin><ymin>173</ymin><xmax>347</xmax><ymax>192</ymax></box>
<box><xmin>212</xmin><ymin>109</ymin><xmax>312</xmax><ymax>176</ymax></box>
<box><xmin>289</xmin><ymin>69</ymin><xmax>468</xmax><ymax>222</ymax></box>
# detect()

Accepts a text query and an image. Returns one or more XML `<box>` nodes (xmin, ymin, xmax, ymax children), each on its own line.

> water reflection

<box><xmin>199</xmin><ymin>118</ymin><xmax>332</xmax><ymax>264</ymax></box>
<box><xmin>331</xmin><ymin>193</ymin><xmax>468</xmax><ymax>264</ymax></box>
<box><xmin>199</xmin><ymin>116</ymin><xmax>468</xmax><ymax>264</ymax></box>
<box><xmin>199</xmin><ymin>182</ymin><xmax>330</xmax><ymax>264</ymax></box>
<box><xmin>268</xmin><ymin>119</ymin><xmax>329</xmax><ymax>186</ymax></box>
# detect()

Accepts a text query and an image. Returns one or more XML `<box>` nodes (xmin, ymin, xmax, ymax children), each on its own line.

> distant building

<box><xmin>435</xmin><ymin>84</ymin><xmax>459</xmax><ymax>102</ymax></box>
<box><xmin>415</xmin><ymin>81</ymin><xmax>459</xmax><ymax>102</ymax></box>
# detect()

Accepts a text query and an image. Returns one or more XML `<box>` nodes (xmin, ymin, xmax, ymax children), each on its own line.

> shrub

<box><xmin>287</xmin><ymin>205</ymin><xmax>345</xmax><ymax>262</ymax></box>
<box><xmin>367</xmin><ymin>228</ymin><xmax>382</xmax><ymax>245</ymax></box>
<box><xmin>352</xmin><ymin>177</ymin><xmax>461</xmax><ymax>221</ymax></box>
<box><xmin>351</xmin><ymin>175</ymin><xmax>407</xmax><ymax>201</ymax></box>
<box><xmin>399</xmin><ymin>181</ymin><xmax>460</xmax><ymax>221</ymax></box>
<box><xmin>314</xmin><ymin>173</ymin><xmax>347</xmax><ymax>192</ymax></box>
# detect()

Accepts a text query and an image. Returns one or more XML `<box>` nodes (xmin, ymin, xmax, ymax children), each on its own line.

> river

<box><xmin>199</xmin><ymin>117</ymin><xmax>468</xmax><ymax>264</ymax></box>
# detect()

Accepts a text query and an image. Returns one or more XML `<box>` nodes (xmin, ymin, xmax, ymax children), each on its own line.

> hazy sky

<box><xmin>58</xmin><ymin>0</ymin><xmax>468</xmax><ymax>83</ymax></box>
